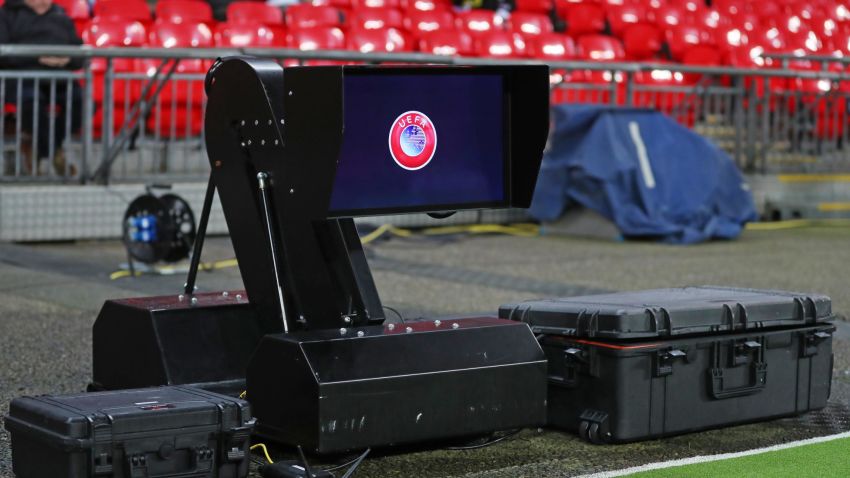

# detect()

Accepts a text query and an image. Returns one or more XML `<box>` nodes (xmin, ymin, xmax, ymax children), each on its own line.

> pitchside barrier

<box><xmin>1</xmin><ymin>45</ymin><xmax>850</xmax><ymax>185</ymax></box>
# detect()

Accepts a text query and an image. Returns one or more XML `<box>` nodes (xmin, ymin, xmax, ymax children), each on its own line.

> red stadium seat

<box><xmin>690</xmin><ymin>8</ymin><xmax>724</xmax><ymax>30</ymax></box>
<box><xmin>146</xmin><ymin>21</ymin><xmax>213</xmax><ymax>105</ymax></box>
<box><xmin>607</xmin><ymin>3</ymin><xmax>648</xmax><ymax>36</ymax></box>
<box><xmin>712</xmin><ymin>0</ymin><xmax>751</xmax><ymax>17</ymax></box>
<box><xmin>82</xmin><ymin>19</ymin><xmax>147</xmax><ymax>132</ymax></box>
<box><xmin>93</xmin><ymin>0</ymin><xmax>152</xmax><ymax>22</ymax></box>
<box><xmin>155</xmin><ymin>0</ymin><xmax>213</xmax><ymax>23</ymax></box>
<box><xmin>418</xmin><ymin>30</ymin><xmax>473</xmax><ymax>55</ymax></box>
<box><xmin>400</xmin><ymin>0</ymin><xmax>451</xmax><ymax>12</ymax></box>
<box><xmin>508</xmin><ymin>12</ymin><xmax>553</xmax><ymax>36</ymax></box>
<box><xmin>576</xmin><ymin>34</ymin><xmax>625</xmax><ymax>61</ymax></box>
<box><xmin>666</xmin><ymin>0</ymin><xmax>704</xmax><ymax>14</ymax></box>
<box><xmin>526</xmin><ymin>32</ymin><xmax>575</xmax><ymax>59</ymax></box>
<box><xmin>286</xmin><ymin>4</ymin><xmax>344</xmax><ymax>29</ymax></box>
<box><xmin>215</xmin><ymin>23</ymin><xmax>286</xmax><ymax>47</ymax></box>
<box><xmin>456</xmin><ymin>10</ymin><xmax>503</xmax><ymax>37</ymax></box>
<box><xmin>562</xmin><ymin>3</ymin><xmax>606</xmax><ymax>37</ymax></box>
<box><xmin>654</xmin><ymin>5</ymin><xmax>686</xmax><ymax>28</ymax></box>
<box><xmin>226</xmin><ymin>2</ymin><xmax>284</xmax><ymax>25</ymax></box>
<box><xmin>665</xmin><ymin>24</ymin><xmax>714</xmax><ymax>61</ymax></box>
<box><xmin>351</xmin><ymin>8</ymin><xmax>404</xmax><ymax>30</ymax></box>
<box><xmin>347</xmin><ymin>27</ymin><xmax>410</xmax><ymax>52</ymax></box>
<box><xmin>351</xmin><ymin>0</ymin><xmax>401</xmax><ymax>8</ymax></box>
<box><xmin>404</xmin><ymin>10</ymin><xmax>455</xmax><ymax>34</ymax></box>
<box><xmin>515</xmin><ymin>0</ymin><xmax>553</xmax><ymax>14</ymax></box>
<box><xmin>83</xmin><ymin>18</ymin><xmax>148</xmax><ymax>47</ymax></box>
<box><xmin>54</xmin><ymin>0</ymin><xmax>90</xmax><ymax>20</ymax></box>
<box><xmin>622</xmin><ymin>23</ymin><xmax>663</xmax><ymax>60</ymax></box>
<box><xmin>475</xmin><ymin>31</ymin><xmax>528</xmax><ymax>58</ymax></box>
<box><xmin>287</xmin><ymin>27</ymin><xmax>346</xmax><ymax>50</ymax></box>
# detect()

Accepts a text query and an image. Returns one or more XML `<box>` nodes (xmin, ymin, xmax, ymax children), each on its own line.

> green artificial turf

<box><xmin>629</xmin><ymin>437</ymin><xmax>850</xmax><ymax>478</ymax></box>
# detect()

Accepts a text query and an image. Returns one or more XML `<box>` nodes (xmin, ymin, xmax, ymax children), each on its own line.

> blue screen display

<box><xmin>328</xmin><ymin>73</ymin><xmax>505</xmax><ymax>215</ymax></box>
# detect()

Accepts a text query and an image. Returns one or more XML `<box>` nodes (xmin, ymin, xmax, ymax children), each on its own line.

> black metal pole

<box><xmin>184</xmin><ymin>173</ymin><xmax>215</xmax><ymax>295</ymax></box>
<box><xmin>257</xmin><ymin>171</ymin><xmax>290</xmax><ymax>332</ymax></box>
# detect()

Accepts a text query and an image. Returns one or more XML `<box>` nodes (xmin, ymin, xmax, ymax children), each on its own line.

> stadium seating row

<box><xmin>36</xmin><ymin>0</ymin><xmax>850</xmax><ymax>69</ymax></box>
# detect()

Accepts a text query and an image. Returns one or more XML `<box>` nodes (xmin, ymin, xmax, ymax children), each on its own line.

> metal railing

<box><xmin>2</xmin><ymin>44</ymin><xmax>849</xmax><ymax>183</ymax></box>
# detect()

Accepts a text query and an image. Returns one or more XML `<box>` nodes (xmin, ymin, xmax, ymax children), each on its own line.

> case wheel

<box><xmin>578</xmin><ymin>420</ymin><xmax>590</xmax><ymax>441</ymax></box>
<box><xmin>587</xmin><ymin>422</ymin><xmax>602</xmax><ymax>444</ymax></box>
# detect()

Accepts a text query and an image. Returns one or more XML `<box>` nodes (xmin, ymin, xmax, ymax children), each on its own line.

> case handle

<box><xmin>709</xmin><ymin>361</ymin><xmax>767</xmax><ymax>399</ymax></box>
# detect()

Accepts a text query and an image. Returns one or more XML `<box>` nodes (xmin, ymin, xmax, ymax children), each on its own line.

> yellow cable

<box><xmin>239</xmin><ymin>390</ymin><xmax>247</xmax><ymax>399</ymax></box>
<box><xmin>746</xmin><ymin>219</ymin><xmax>850</xmax><ymax>231</ymax></box>
<box><xmin>250</xmin><ymin>443</ymin><xmax>274</xmax><ymax>464</ymax></box>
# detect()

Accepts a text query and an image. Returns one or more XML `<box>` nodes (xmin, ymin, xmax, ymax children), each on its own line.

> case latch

<box><xmin>801</xmin><ymin>330</ymin><xmax>832</xmax><ymax>357</ymax></box>
<box><xmin>732</xmin><ymin>340</ymin><xmax>761</xmax><ymax>366</ymax></box>
<box><xmin>224</xmin><ymin>423</ymin><xmax>253</xmax><ymax>462</ymax></box>
<box><xmin>653</xmin><ymin>348</ymin><xmax>688</xmax><ymax>377</ymax></box>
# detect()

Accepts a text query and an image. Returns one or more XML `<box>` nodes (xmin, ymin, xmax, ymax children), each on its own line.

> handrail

<box><xmin>761</xmin><ymin>52</ymin><xmax>850</xmax><ymax>65</ymax></box>
<box><xmin>3</xmin><ymin>44</ymin><xmax>850</xmax><ymax>80</ymax></box>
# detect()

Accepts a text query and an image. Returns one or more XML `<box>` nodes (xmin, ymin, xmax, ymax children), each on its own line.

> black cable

<box><xmin>339</xmin><ymin>448</ymin><xmax>370</xmax><ymax>478</ymax></box>
<box><xmin>382</xmin><ymin>305</ymin><xmax>406</xmax><ymax>324</ymax></box>
<box><xmin>445</xmin><ymin>429</ymin><xmax>522</xmax><ymax>451</ymax></box>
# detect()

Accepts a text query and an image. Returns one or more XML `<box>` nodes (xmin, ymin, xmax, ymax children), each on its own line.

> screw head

<box><xmin>405</xmin><ymin>326</ymin><xmax>414</xmax><ymax>333</ymax></box>
<box><xmin>434</xmin><ymin>319</ymin><xmax>442</xmax><ymax>326</ymax></box>
<box><xmin>452</xmin><ymin>323</ymin><xmax>460</xmax><ymax>329</ymax></box>
<box><xmin>357</xmin><ymin>331</ymin><xmax>365</xmax><ymax>337</ymax></box>
<box><xmin>222</xmin><ymin>291</ymin><xmax>229</xmax><ymax>297</ymax></box>
<box><xmin>178</xmin><ymin>294</ymin><xmax>184</xmax><ymax>301</ymax></box>
<box><xmin>236</xmin><ymin>294</ymin><xmax>243</xmax><ymax>301</ymax></box>
<box><xmin>240</xmin><ymin>120</ymin><xmax>245</xmax><ymax>126</ymax></box>
<box><xmin>340</xmin><ymin>328</ymin><xmax>348</xmax><ymax>335</ymax></box>
<box><xmin>343</xmin><ymin>316</ymin><xmax>352</xmax><ymax>323</ymax></box>
<box><xmin>254</xmin><ymin>120</ymin><xmax>259</xmax><ymax>125</ymax></box>
<box><xmin>387</xmin><ymin>323</ymin><xmax>395</xmax><ymax>330</ymax></box>
<box><xmin>190</xmin><ymin>297</ymin><xmax>198</xmax><ymax>306</ymax></box>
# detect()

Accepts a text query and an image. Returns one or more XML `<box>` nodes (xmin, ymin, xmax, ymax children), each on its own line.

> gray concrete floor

<box><xmin>1</xmin><ymin>226</ymin><xmax>849</xmax><ymax>477</ymax></box>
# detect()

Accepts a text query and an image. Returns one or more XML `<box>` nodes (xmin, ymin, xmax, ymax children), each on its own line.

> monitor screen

<box><xmin>328</xmin><ymin>72</ymin><xmax>506</xmax><ymax>216</ymax></box>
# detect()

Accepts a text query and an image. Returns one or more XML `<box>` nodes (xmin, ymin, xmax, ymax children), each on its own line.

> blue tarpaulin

<box><xmin>530</xmin><ymin>105</ymin><xmax>757</xmax><ymax>244</ymax></box>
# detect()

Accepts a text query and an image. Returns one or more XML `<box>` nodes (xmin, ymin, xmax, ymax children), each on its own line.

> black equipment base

<box><xmin>92</xmin><ymin>291</ymin><xmax>263</xmax><ymax>395</ymax></box>
<box><xmin>247</xmin><ymin>317</ymin><xmax>548</xmax><ymax>454</ymax></box>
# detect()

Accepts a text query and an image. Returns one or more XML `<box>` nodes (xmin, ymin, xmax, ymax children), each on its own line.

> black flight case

<box><xmin>500</xmin><ymin>286</ymin><xmax>836</xmax><ymax>443</ymax></box>
<box><xmin>4</xmin><ymin>386</ymin><xmax>254</xmax><ymax>478</ymax></box>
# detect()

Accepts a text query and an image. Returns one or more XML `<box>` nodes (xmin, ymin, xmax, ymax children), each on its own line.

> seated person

<box><xmin>0</xmin><ymin>0</ymin><xmax>84</xmax><ymax>176</ymax></box>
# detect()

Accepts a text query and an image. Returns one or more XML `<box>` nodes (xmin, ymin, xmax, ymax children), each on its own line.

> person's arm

<box><xmin>60</xmin><ymin>15</ymin><xmax>85</xmax><ymax>70</ymax></box>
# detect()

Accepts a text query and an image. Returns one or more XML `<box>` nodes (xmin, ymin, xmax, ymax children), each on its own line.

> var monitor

<box><xmin>329</xmin><ymin>71</ymin><xmax>509</xmax><ymax>216</ymax></box>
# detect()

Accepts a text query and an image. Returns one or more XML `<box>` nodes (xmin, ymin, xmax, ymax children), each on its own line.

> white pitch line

<box><xmin>578</xmin><ymin>431</ymin><xmax>850</xmax><ymax>478</ymax></box>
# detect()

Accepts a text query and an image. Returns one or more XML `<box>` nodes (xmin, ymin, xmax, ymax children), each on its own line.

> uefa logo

<box><xmin>389</xmin><ymin>111</ymin><xmax>437</xmax><ymax>170</ymax></box>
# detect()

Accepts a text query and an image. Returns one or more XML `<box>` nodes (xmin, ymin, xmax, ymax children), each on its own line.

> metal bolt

<box><xmin>340</xmin><ymin>328</ymin><xmax>348</xmax><ymax>335</ymax></box>
<box><xmin>236</xmin><ymin>294</ymin><xmax>243</xmax><ymax>301</ymax></box>
<box><xmin>274</xmin><ymin>139</ymin><xmax>279</xmax><ymax>145</ymax></box>
<box><xmin>343</xmin><ymin>316</ymin><xmax>352</xmax><ymax>324</ymax></box>
<box><xmin>222</xmin><ymin>291</ymin><xmax>229</xmax><ymax>297</ymax></box>
<box><xmin>254</xmin><ymin>120</ymin><xmax>259</xmax><ymax>125</ymax></box>
<box><xmin>288</xmin><ymin>91</ymin><xmax>293</xmax><ymax>96</ymax></box>
<box><xmin>434</xmin><ymin>319</ymin><xmax>442</xmax><ymax>326</ymax></box>
<box><xmin>190</xmin><ymin>297</ymin><xmax>198</xmax><ymax>306</ymax></box>
<box><xmin>247</xmin><ymin>139</ymin><xmax>252</xmax><ymax>145</ymax></box>
<box><xmin>280</xmin><ymin>119</ymin><xmax>285</xmax><ymax>125</ymax></box>
<box><xmin>387</xmin><ymin>323</ymin><xmax>395</xmax><ymax>330</ymax></box>
<box><xmin>261</xmin><ymin>139</ymin><xmax>265</xmax><ymax>145</ymax></box>
<box><xmin>357</xmin><ymin>331</ymin><xmax>365</xmax><ymax>337</ymax></box>
<box><xmin>240</xmin><ymin>120</ymin><xmax>245</xmax><ymax>126</ymax></box>
<box><xmin>240</xmin><ymin>141</ymin><xmax>245</xmax><ymax>147</ymax></box>
<box><xmin>178</xmin><ymin>294</ymin><xmax>184</xmax><ymax>301</ymax></box>
<box><xmin>452</xmin><ymin>323</ymin><xmax>459</xmax><ymax>329</ymax></box>
<box><xmin>405</xmin><ymin>326</ymin><xmax>413</xmax><ymax>333</ymax></box>
<box><xmin>268</xmin><ymin>119</ymin><xmax>272</xmax><ymax>125</ymax></box>
<box><xmin>289</xmin><ymin>188</ymin><xmax>295</xmax><ymax>194</ymax></box>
